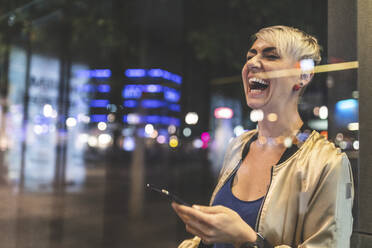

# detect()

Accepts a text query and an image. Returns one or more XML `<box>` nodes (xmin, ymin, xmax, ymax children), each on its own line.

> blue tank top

<box><xmin>211</xmin><ymin>171</ymin><xmax>264</xmax><ymax>248</ymax></box>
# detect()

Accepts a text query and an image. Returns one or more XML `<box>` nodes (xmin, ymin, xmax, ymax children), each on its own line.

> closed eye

<box><xmin>265</xmin><ymin>54</ymin><xmax>280</xmax><ymax>60</ymax></box>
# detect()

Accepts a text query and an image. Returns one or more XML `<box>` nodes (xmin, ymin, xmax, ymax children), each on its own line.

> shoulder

<box><xmin>299</xmin><ymin>131</ymin><xmax>351</xmax><ymax>180</ymax></box>
<box><xmin>224</xmin><ymin>129</ymin><xmax>257</xmax><ymax>154</ymax></box>
<box><xmin>224</xmin><ymin>129</ymin><xmax>257</xmax><ymax>158</ymax></box>
<box><xmin>219</xmin><ymin>129</ymin><xmax>257</xmax><ymax>174</ymax></box>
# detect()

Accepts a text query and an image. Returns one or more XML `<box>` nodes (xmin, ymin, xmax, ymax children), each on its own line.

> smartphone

<box><xmin>146</xmin><ymin>184</ymin><xmax>191</xmax><ymax>206</ymax></box>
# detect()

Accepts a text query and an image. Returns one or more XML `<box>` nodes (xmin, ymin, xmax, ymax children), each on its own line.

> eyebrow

<box><xmin>247</xmin><ymin>47</ymin><xmax>278</xmax><ymax>55</ymax></box>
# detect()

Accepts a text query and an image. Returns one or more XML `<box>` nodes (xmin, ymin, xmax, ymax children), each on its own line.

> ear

<box><xmin>300</xmin><ymin>72</ymin><xmax>314</xmax><ymax>87</ymax></box>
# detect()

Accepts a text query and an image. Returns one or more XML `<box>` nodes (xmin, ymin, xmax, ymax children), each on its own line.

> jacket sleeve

<box><xmin>177</xmin><ymin>236</ymin><xmax>201</xmax><ymax>248</ymax></box>
<box><xmin>275</xmin><ymin>152</ymin><xmax>354</xmax><ymax>248</ymax></box>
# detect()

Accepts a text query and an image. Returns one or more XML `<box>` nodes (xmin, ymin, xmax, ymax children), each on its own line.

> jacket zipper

<box><xmin>254</xmin><ymin>166</ymin><xmax>274</xmax><ymax>231</ymax></box>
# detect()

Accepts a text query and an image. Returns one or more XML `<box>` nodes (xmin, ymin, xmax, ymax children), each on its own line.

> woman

<box><xmin>172</xmin><ymin>25</ymin><xmax>354</xmax><ymax>248</ymax></box>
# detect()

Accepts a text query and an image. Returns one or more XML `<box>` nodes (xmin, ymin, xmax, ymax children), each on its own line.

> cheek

<box><xmin>241</xmin><ymin>64</ymin><xmax>248</xmax><ymax>92</ymax></box>
<box><xmin>242</xmin><ymin>63</ymin><xmax>248</xmax><ymax>76</ymax></box>
<box><xmin>272</xmin><ymin>79</ymin><xmax>295</xmax><ymax>95</ymax></box>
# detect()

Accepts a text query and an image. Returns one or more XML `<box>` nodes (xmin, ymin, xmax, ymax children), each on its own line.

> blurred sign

<box><xmin>214</xmin><ymin>107</ymin><xmax>234</xmax><ymax>119</ymax></box>
<box><xmin>335</xmin><ymin>99</ymin><xmax>358</xmax><ymax>127</ymax></box>
<box><xmin>24</xmin><ymin>53</ymin><xmax>60</xmax><ymax>191</ymax></box>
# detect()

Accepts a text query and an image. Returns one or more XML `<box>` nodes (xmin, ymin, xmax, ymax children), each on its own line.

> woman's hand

<box><xmin>172</xmin><ymin>202</ymin><xmax>257</xmax><ymax>247</ymax></box>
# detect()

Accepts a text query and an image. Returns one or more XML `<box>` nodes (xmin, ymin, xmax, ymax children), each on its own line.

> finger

<box><xmin>172</xmin><ymin>202</ymin><xmax>195</xmax><ymax>216</ymax></box>
<box><xmin>172</xmin><ymin>205</ymin><xmax>190</xmax><ymax>221</ymax></box>
<box><xmin>172</xmin><ymin>203</ymin><xmax>192</xmax><ymax>221</ymax></box>
<box><xmin>172</xmin><ymin>202</ymin><xmax>182</xmax><ymax>212</ymax></box>
<box><xmin>174</xmin><ymin>207</ymin><xmax>213</xmax><ymax>234</ymax></box>
<box><xmin>185</xmin><ymin>212</ymin><xmax>214</xmax><ymax>232</ymax></box>
<box><xmin>181</xmin><ymin>206</ymin><xmax>215</xmax><ymax>226</ymax></box>
<box><xmin>173</xmin><ymin>204</ymin><xmax>209</xmax><ymax>223</ymax></box>
<box><xmin>174</xmin><ymin>203</ymin><xmax>217</xmax><ymax>229</ymax></box>
<box><xmin>178</xmin><ymin>212</ymin><xmax>192</xmax><ymax>224</ymax></box>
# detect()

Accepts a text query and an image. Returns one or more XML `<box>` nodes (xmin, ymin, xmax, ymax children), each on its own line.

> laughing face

<box><xmin>242</xmin><ymin>38</ymin><xmax>299</xmax><ymax>111</ymax></box>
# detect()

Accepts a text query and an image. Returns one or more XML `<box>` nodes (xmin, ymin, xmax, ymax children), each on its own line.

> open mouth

<box><xmin>248</xmin><ymin>77</ymin><xmax>270</xmax><ymax>93</ymax></box>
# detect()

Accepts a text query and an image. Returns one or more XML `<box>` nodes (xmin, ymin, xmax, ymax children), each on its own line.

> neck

<box><xmin>256</xmin><ymin>106</ymin><xmax>303</xmax><ymax>139</ymax></box>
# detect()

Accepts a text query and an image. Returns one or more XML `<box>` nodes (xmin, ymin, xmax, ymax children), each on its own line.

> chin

<box><xmin>246</xmin><ymin>98</ymin><xmax>266</xmax><ymax>110</ymax></box>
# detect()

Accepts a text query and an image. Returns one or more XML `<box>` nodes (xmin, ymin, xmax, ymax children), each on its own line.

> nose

<box><xmin>246</xmin><ymin>55</ymin><xmax>262</xmax><ymax>72</ymax></box>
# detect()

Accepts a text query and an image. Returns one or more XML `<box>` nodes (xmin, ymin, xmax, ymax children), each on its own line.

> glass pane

<box><xmin>0</xmin><ymin>0</ymin><xmax>358</xmax><ymax>247</ymax></box>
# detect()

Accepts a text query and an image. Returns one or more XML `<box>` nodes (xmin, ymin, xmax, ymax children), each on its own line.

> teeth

<box><xmin>251</xmin><ymin>89</ymin><xmax>262</xmax><ymax>93</ymax></box>
<box><xmin>248</xmin><ymin>77</ymin><xmax>269</xmax><ymax>85</ymax></box>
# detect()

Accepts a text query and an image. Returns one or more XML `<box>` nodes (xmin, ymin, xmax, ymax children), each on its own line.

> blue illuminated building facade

<box><xmin>75</xmin><ymin>69</ymin><xmax>112</xmax><ymax>123</ymax></box>
<box><xmin>123</xmin><ymin>68</ymin><xmax>182</xmax><ymax>138</ymax></box>
<box><xmin>334</xmin><ymin>99</ymin><xmax>358</xmax><ymax>127</ymax></box>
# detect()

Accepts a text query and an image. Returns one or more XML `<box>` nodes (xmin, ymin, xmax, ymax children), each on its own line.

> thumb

<box><xmin>192</xmin><ymin>205</ymin><xmax>225</xmax><ymax>214</ymax></box>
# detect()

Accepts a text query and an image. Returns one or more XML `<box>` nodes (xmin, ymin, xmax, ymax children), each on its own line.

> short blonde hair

<box><xmin>254</xmin><ymin>25</ymin><xmax>322</xmax><ymax>64</ymax></box>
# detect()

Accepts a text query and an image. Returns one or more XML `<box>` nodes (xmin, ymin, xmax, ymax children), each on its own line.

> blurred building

<box><xmin>122</xmin><ymin>68</ymin><xmax>182</xmax><ymax>151</ymax></box>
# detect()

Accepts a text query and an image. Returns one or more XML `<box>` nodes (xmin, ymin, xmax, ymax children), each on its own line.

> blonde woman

<box><xmin>172</xmin><ymin>26</ymin><xmax>354</xmax><ymax>248</ymax></box>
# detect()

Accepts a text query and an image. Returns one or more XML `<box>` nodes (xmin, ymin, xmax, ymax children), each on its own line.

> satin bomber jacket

<box><xmin>178</xmin><ymin>130</ymin><xmax>354</xmax><ymax>248</ymax></box>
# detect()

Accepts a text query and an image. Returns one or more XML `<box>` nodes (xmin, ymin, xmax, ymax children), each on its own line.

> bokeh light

<box><xmin>123</xmin><ymin>137</ymin><xmax>135</xmax><ymax>151</ymax></box>
<box><xmin>319</xmin><ymin>106</ymin><xmax>328</xmax><ymax>119</ymax></box>
<box><xmin>169</xmin><ymin>135</ymin><xmax>178</xmax><ymax>148</ymax></box>
<box><xmin>127</xmin><ymin>113</ymin><xmax>140</xmax><ymax>124</ymax></box>
<box><xmin>214</xmin><ymin>107</ymin><xmax>234</xmax><ymax>119</ymax></box>
<box><xmin>168</xmin><ymin>125</ymin><xmax>176</xmax><ymax>134</ymax></box>
<box><xmin>156</xmin><ymin>135</ymin><xmax>166</xmax><ymax>144</ymax></box>
<box><xmin>66</xmin><ymin>117</ymin><xmax>77</xmax><ymax>127</ymax></box>
<box><xmin>258</xmin><ymin>136</ymin><xmax>267</xmax><ymax>145</ymax></box>
<box><xmin>88</xmin><ymin>136</ymin><xmax>98</xmax><ymax>147</ymax></box>
<box><xmin>107</xmin><ymin>104</ymin><xmax>118</xmax><ymax>112</ymax></box>
<box><xmin>339</xmin><ymin>141</ymin><xmax>348</xmax><ymax>149</ymax></box>
<box><xmin>250</xmin><ymin>109</ymin><xmax>264</xmax><ymax>122</ymax></box>
<box><xmin>107</xmin><ymin>113</ymin><xmax>115</xmax><ymax>122</ymax></box>
<box><xmin>313</xmin><ymin>106</ymin><xmax>320</xmax><ymax>116</ymax></box>
<box><xmin>98</xmin><ymin>122</ymin><xmax>107</xmax><ymax>131</ymax></box>
<box><xmin>320</xmin><ymin>131</ymin><xmax>328</xmax><ymax>139</ymax></box>
<box><xmin>233</xmin><ymin>125</ymin><xmax>245</xmax><ymax>136</ymax></box>
<box><xmin>336</xmin><ymin>133</ymin><xmax>344</xmax><ymax>142</ymax></box>
<box><xmin>347</xmin><ymin>122</ymin><xmax>359</xmax><ymax>131</ymax></box>
<box><xmin>43</xmin><ymin>104</ymin><xmax>53</xmax><ymax>117</ymax></box>
<box><xmin>267</xmin><ymin>113</ymin><xmax>278</xmax><ymax>122</ymax></box>
<box><xmin>150</xmin><ymin>130</ymin><xmax>158</xmax><ymax>139</ymax></box>
<box><xmin>145</xmin><ymin>124</ymin><xmax>154</xmax><ymax>135</ymax></box>
<box><xmin>98</xmin><ymin>134</ymin><xmax>112</xmax><ymax>147</ymax></box>
<box><xmin>283</xmin><ymin>137</ymin><xmax>293</xmax><ymax>148</ymax></box>
<box><xmin>185</xmin><ymin>112</ymin><xmax>199</xmax><ymax>125</ymax></box>
<box><xmin>201</xmin><ymin>132</ymin><xmax>210</xmax><ymax>149</ymax></box>
<box><xmin>201</xmin><ymin>132</ymin><xmax>210</xmax><ymax>142</ymax></box>
<box><xmin>183</xmin><ymin>127</ymin><xmax>192</xmax><ymax>137</ymax></box>
<box><xmin>300</xmin><ymin>58</ymin><xmax>315</xmax><ymax>71</ymax></box>
<box><xmin>192</xmin><ymin>139</ymin><xmax>203</xmax><ymax>149</ymax></box>
<box><xmin>78</xmin><ymin>114</ymin><xmax>90</xmax><ymax>123</ymax></box>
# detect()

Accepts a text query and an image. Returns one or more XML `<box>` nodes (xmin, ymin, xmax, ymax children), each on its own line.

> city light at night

<box><xmin>185</xmin><ymin>112</ymin><xmax>199</xmax><ymax>125</ymax></box>
<box><xmin>250</xmin><ymin>109</ymin><xmax>264</xmax><ymax>122</ymax></box>
<box><xmin>214</xmin><ymin>107</ymin><xmax>233</xmax><ymax>119</ymax></box>
<box><xmin>66</xmin><ymin>117</ymin><xmax>77</xmax><ymax>127</ymax></box>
